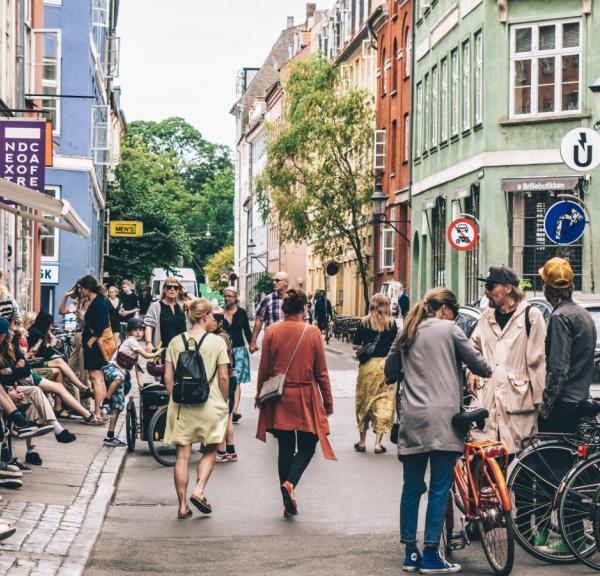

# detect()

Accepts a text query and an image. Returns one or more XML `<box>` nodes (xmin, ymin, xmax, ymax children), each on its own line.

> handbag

<box><xmin>356</xmin><ymin>333</ymin><xmax>381</xmax><ymax>365</ymax></box>
<box><xmin>96</xmin><ymin>327</ymin><xmax>117</xmax><ymax>362</ymax></box>
<box><xmin>259</xmin><ymin>324</ymin><xmax>309</xmax><ymax>404</ymax></box>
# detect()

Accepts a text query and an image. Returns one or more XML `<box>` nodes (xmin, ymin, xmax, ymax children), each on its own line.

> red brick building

<box><xmin>372</xmin><ymin>0</ymin><xmax>412</xmax><ymax>298</ymax></box>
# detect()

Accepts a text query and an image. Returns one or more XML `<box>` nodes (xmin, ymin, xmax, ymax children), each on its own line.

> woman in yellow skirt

<box><xmin>164</xmin><ymin>299</ymin><xmax>230</xmax><ymax>519</ymax></box>
<box><xmin>352</xmin><ymin>293</ymin><xmax>398</xmax><ymax>453</ymax></box>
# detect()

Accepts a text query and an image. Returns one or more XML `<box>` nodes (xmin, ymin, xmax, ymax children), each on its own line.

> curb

<box><xmin>56</xmin><ymin>414</ymin><xmax>128</xmax><ymax>576</ymax></box>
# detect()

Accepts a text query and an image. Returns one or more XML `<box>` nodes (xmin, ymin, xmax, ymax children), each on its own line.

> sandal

<box><xmin>177</xmin><ymin>508</ymin><xmax>192</xmax><ymax>520</ymax></box>
<box><xmin>190</xmin><ymin>494</ymin><xmax>212</xmax><ymax>514</ymax></box>
<box><xmin>374</xmin><ymin>445</ymin><xmax>387</xmax><ymax>454</ymax></box>
<box><xmin>81</xmin><ymin>415</ymin><xmax>105</xmax><ymax>426</ymax></box>
<box><xmin>354</xmin><ymin>442</ymin><xmax>366</xmax><ymax>453</ymax></box>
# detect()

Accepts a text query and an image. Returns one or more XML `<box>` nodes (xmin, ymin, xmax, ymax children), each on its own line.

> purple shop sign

<box><xmin>0</xmin><ymin>120</ymin><xmax>47</xmax><ymax>193</ymax></box>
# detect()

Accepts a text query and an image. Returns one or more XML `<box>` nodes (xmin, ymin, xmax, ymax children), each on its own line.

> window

<box><xmin>91</xmin><ymin>105</ymin><xmax>110</xmax><ymax>165</ymax></box>
<box><xmin>404</xmin><ymin>27</ymin><xmax>411</xmax><ymax>78</ymax></box>
<box><xmin>416</xmin><ymin>82</ymin><xmax>423</xmax><ymax>156</ymax></box>
<box><xmin>424</xmin><ymin>73</ymin><xmax>430</xmax><ymax>152</ymax></box>
<box><xmin>106</xmin><ymin>36</ymin><xmax>120</xmax><ymax>78</ymax></box>
<box><xmin>380</xmin><ymin>47</ymin><xmax>387</xmax><ymax>95</ymax></box>
<box><xmin>403</xmin><ymin>113</ymin><xmax>410</xmax><ymax>162</ymax></box>
<box><xmin>391</xmin><ymin>38</ymin><xmax>398</xmax><ymax>92</ymax></box>
<box><xmin>441</xmin><ymin>58</ymin><xmax>448</xmax><ymax>141</ymax></box>
<box><xmin>475</xmin><ymin>32</ymin><xmax>483</xmax><ymax>125</ymax></box>
<box><xmin>462</xmin><ymin>40</ymin><xmax>471</xmax><ymax>130</ymax></box>
<box><xmin>465</xmin><ymin>188</ymin><xmax>480</xmax><ymax>303</ymax></box>
<box><xmin>381</xmin><ymin>228</ymin><xmax>395</xmax><ymax>269</ymax></box>
<box><xmin>41</xmin><ymin>186</ymin><xmax>60</xmax><ymax>261</ymax></box>
<box><xmin>391</xmin><ymin>120</ymin><xmax>397</xmax><ymax>175</ymax></box>
<box><xmin>374</xmin><ymin>129</ymin><xmax>386</xmax><ymax>169</ymax></box>
<box><xmin>450</xmin><ymin>49</ymin><xmax>459</xmax><ymax>136</ymax></box>
<box><xmin>431</xmin><ymin>65</ymin><xmax>438</xmax><ymax>147</ymax></box>
<box><xmin>93</xmin><ymin>0</ymin><xmax>109</xmax><ymax>27</ymax></box>
<box><xmin>431</xmin><ymin>197</ymin><xmax>447</xmax><ymax>286</ymax></box>
<box><xmin>34</xmin><ymin>30</ymin><xmax>61</xmax><ymax>133</ymax></box>
<box><xmin>510</xmin><ymin>20</ymin><xmax>581</xmax><ymax>117</ymax></box>
<box><xmin>44</xmin><ymin>0</ymin><xmax>62</xmax><ymax>4</ymax></box>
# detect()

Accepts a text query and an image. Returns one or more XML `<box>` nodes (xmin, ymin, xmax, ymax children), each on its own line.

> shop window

<box><xmin>511</xmin><ymin>191</ymin><xmax>582</xmax><ymax>290</ymax></box>
<box><xmin>464</xmin><ymin>188</ymin><xmax>480</xmax><ymax>304</ymax></box>
<box><xmin>510</xmin><ymin>19</ymin><xmax>581</xmax><ymax>117</ymax></box>
<box><xmin>432</xmin><ymin>197</ymin><xmax>447</xmax><ymax>286</ymax></box>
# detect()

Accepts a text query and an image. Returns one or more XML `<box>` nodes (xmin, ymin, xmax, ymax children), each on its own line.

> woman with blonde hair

<box><xmin>164</xmin><ymin>298</ymin><xmax>230</xmax><ymax>519</ymax></box>
<box><xmin>384</xmin><ymin>287</ymin><xmax>491</xmax><ymax>573</ymax></box>
<box><xmin>352</xmin><ymin>292</ymin><xmax>398</xmax><ymax>453</ymax></box>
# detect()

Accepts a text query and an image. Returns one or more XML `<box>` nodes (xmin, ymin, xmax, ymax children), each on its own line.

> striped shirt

<box><xmin>0</xmin><ymin>294</ymin><xmax>22</xmax><ymax>325</ymax></box>
<box><xmin>255</xmin><ymin>292</ymin><xmax>283</xmax><ymax>327</ymax></box>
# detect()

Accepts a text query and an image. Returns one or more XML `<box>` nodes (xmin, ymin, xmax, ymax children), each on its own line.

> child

<box><xmin>102</xmin><ymin>318</ymin><xmax>160</xmax><ymax>447</ymax></box>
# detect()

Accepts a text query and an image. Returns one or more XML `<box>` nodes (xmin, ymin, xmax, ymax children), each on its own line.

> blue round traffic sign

<box><xmin>543</xmin><ymin>201</ymin><xmax>586</xmax><ymax>245</ymax></box>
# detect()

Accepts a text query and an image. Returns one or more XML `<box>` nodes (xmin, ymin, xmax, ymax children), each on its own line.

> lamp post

<box><xmin>590</xmin><ymin>76</ymin><xmax>600</xmax><ymax>131</ymax></box>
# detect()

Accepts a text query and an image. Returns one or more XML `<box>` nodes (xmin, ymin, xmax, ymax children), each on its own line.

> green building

<box><xmin>410</xmin><ymin>0</ymin><xmax>600</xmax><ymax>303</ymax></box>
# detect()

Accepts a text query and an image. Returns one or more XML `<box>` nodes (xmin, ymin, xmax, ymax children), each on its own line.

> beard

<box><xmin>487</xmin><ymin>296</ymin><xmax>498</xmax><ymax>308</ymax></box>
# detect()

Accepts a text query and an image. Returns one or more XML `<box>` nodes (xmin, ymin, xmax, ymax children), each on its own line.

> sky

<box><xmin>117</xmin><ymin>1</ymin><xmax>313</xmax><ymax>150</ymax></box>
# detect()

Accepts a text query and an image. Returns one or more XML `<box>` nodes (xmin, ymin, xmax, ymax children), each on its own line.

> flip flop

<box><xmin>177</xmin><ymin>508</ymin><xmax>192</xmax><ymax>520</ymax></box>
<box><xmin>190</xmin><ymin>494</ymin><xmax>212</xmax><ymax>514</ymax></box>
<box><xmin>374</xmin><ymin>445</ymin><xmax>387</xmax><ymax>454</ymax></box>
<box><xmin>354</xmin><ymin>442</ymin><xmax>366</xmax><ymax>453</ymax></box>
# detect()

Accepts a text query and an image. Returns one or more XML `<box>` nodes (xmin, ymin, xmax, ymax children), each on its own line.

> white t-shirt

<box><xmin>119</xmin><ymin>335</ymin><xmax>142</xmax><ymax>359</ymax></box>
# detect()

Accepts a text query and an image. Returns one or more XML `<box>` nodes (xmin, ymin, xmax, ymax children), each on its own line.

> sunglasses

<box><xmin>273</xmin><ymin>279</ymin><xmax>284</xmax><ymax>283</ymax></box>
<box><xmin>165</xmin><ymin>285</ymin><xmax>180</xmax><ymax>290</ymax></box>
<box><xmin>485</xmin><ymin>281</ymin><xmax>499</xmax><ymax>291</ymax></box>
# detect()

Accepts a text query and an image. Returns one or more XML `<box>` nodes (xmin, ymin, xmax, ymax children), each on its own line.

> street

<box><xmin>84</xmin><ymin>345</ymin><xmax>594</xmax><ymax>576</ymax></box>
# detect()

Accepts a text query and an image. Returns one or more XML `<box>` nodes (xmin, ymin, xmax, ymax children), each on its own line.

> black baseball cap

<box><xmin>476</xmin><ymin>265</ymin><xmax>519</xmax><ymax>287</ymax></box>
<box><xmin>126</xmin><ymin>318</ymin><xmax>145</xmax><ymax>331</ymax></box>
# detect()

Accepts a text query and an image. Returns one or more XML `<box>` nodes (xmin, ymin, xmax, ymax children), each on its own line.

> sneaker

<box><xmin>542</xmin><ymin>539</ymin><xmax>572</xmax><ymax>555</ymax></box>
<box><xmin>25</xmin><ymin>451</ymin><xmax>43</xmax><ymax>466</ymax></box>
<box><xmin>55</xmin><ymin>429</ymin><xmax>76</xmax><ymax>443</ymax></box>
<box><xmin>532</xmin><ymin>529</ymin><xmax>549</xmax><ymax>547</ymax></box>
<box><xmin>0</xmin><ymin>522</ymin><xmax>16</xmax><ymax>542</ymax></box>
<box><xmin>232</xmin><ymin>412</ymin><xmax>242</xmax><ymax>424</ymax></box>
<box><xmin>0</xmin><ymin>462</ymin><xmax>23</xmax><ymax>479</ymax></box>
<box><xmin>103</xmin><ymin>437</ymin><xmax>126</xmax><ymax>447</ymax></box>
<box><xmin>13</xmin><ymin>422</ymin><xmax>53</xmax><ymax>440</ymax></box>
<box><xmin>280</xmin><ymin>481</ymin><xmax>298</xmax><ymax>516</ymax></box>
<box><xmin>8</xmin><ymin>459</ymin><xmax>31</xmax><ymax>474</ymax></box>
<box><xmin>216</xmin><ymin>452</ymin><xmax>229</xmax><ymax>463</ymax></box>
<box><xmin>227</xmin><ymin>452</ymin><xmax>238</xmax><ymax>462</ymax></box>
<box><xmin>0</xmin><ymin>478</ymin><xmax>23</xmax><ymax>489</ymax></box>
<box><xmin>403</xmin><ymin>547</ymin><xmax>422</xmax><ymax>572</ymax></box>
<box><xmin>419</xmin><ymin>549</ymin><xmax>461</xmax><ymax>574</ymax></box>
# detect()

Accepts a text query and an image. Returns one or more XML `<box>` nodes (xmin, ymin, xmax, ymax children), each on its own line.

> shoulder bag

<box><xmin>356</xmin><ymin>332</ymin><xmax>381</xmax><ymax>365</ymax></box>
<box><xmin>259</xmin><ymin>324</ymin><xmax>309</xmax><ymax>404</ymax></box>
<box><xmin>97</xmin><ymin>327</ymin><xmax>117</xmax><ymax>362</ymax></box>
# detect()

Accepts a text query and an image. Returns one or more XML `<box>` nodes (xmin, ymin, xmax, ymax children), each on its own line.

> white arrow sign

<box><xmin>560</xmin><ymin>127</ymin><xmax>600</xmax><ymax>172</ymax></box>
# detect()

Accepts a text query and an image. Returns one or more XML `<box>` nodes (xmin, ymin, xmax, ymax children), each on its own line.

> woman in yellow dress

<box><xmin>164</xmin><ymin>299</ymin><xmax>230</xmax><ymax>519</ymax></box>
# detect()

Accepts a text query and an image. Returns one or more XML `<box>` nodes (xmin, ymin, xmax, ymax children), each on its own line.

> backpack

<box><xmin>172</xmin><ymin>333</ymin><xmax>217</xmax><ymax>405</ymax></box>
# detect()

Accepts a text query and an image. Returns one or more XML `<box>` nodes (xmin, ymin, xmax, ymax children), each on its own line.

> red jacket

<box><xmin>256</xmin><ymin>317</ymin><xmax>336</xmax><ymax>460</ymax></box>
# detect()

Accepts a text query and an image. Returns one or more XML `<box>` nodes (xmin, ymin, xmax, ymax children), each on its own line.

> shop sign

<box><xmin>40</xmin><ymin>265</ymin><xmax>59</xmax><ymax>284</ymax></box>
<box><xmin>543</xmin><ymin>200</ymin><xmax>586</xmax><ymax>245</ymax></box>
<box><xmin>447</xmin><ymin>217</ymin><xmax>479</xmax><ymax>251</ymax></box>
<box><xmin>109</xmin><ymin>221</ymin><xmax>143</xmax><ymax>237</ymax></box>
<box><xmin>0</xmin><ymin>120</ymin><xmax>47</xmax><ymax>192</ymax></box>
<box><xmin>560</xmin><ymin>127</ymin><xmax>600</xmax><ymax>172</ymax></box>
<box><xmin>501</xmin><ymin>177</ymin><xmax>579</xmax><ymax>193</ymax></box>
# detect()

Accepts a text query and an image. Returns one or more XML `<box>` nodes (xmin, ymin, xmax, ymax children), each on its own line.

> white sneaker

<box><xmin>0</xmin><ymin>522</ymin><xmax>16</xmax><ymax>542</ymax></box>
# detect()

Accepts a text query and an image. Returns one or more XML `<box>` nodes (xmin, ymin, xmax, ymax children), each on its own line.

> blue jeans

<box><xmin>400</xmin><ymin>450</ymin><xmax>458</xmax><ymax>546</ymax></box>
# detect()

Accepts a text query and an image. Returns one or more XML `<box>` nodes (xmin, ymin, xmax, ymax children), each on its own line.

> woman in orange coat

<box><xmin>256</xmin><ymin>289</ymin><xmax>335</xmax><ymax>518</ymax></box>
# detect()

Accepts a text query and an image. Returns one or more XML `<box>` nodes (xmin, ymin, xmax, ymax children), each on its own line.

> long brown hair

<box><xmin>398</xmin><ymin>287</ymin><xmax>460</xmax><ymax>351</ymax></box>
<box><xmin>362</xmin><ymin>292</ymin><xmax>395</xmax><ymax>332</ymax></box>
<box><xmin>0</xmin><ymin>337</ymin><xmax>16</xmax><ymax>367</ymax></box>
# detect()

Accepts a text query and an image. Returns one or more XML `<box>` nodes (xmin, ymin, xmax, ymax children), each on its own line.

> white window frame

<box><xmin>381</xmin><ymin>227</ymin><xmax>395</xmax><ymax>269</ymax></box>
<box><xmin>441</xmin><ymin>57</ymin><xmax>448</xmax><ymax>142</ymax></box>
<box><xmin>33</xmin><ymin>29</ymin><xmax>61</xmax><ymax>135</ymax></box>
<box><xmin>462</xmin><ymin>40</ymin><xmax>471</xmax><ymax>131</ymax></box>
<box><xmin>431</xmin><ymin>65</ymin><xmax>438</xmax><ymax>147</ymax></box>
<box><xmin>44</xmin><ymin>0</ymin><xmax>62</xmax><ymax>5</ymax></box>
<box><xmin>374</xmin><ymin>129</ymin><xmax>386</xmax><ymax>169</ymax></box>
<box><xmin>41</xmin><ymin>185</ymin><xmax>60</xmax><ymax>262</ymax></box>
<box><xmin>424</xmin><ymin>72</ymin><xmax>430</xmax><ymax>152</ymax></box>
<box><xmin>451</xmin><ymin>49</ymin><xmax>459</xmax><ymax>136</ymax></box>
<box><xmin>106</xmin><ymin>35</ymin><xmax>120</xmax><ymax>78</ymax></box>
<box><xmin>404</xmin><ymin>113</ymin><xmax>410</xmax><ymax>162</ymax></box>
<box><xmin>416</xmin><ymin>82</ymin><xmax>423</xmax><ymax>157</ymax></box>
<box><xmin>93</xmin><ymin>0</ymin><xmax>109</xmax><ymax>28</ymax></box>
<box><xmin>405</xmin><ymin>28</ymin><xmax>412</xmax><ymax>78</ymax></box>
<box><xmin>475</xmin><ymin>32</ymin><xmax>483</xmax><ymax>125</ymax></box>
<box><xmin>509</xmin><ymin>18</ymin><xmax>582</xmax><ymax>118</ymax></box>
<box><xmin>91</xmin><ymin>104</ymin><xmax>111</xmax><ymax>165</ymax></box>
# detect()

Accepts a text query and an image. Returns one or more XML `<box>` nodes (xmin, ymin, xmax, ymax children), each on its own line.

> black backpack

<box><xmin>172</xmin><ymin>333</ymin><xmax>217</xmax><ymax>405</ymax></box>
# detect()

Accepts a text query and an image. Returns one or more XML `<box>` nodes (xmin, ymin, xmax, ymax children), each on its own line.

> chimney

<box><xmin>287</xmin><ymin>16</ymin><xmax>294</xmax><ymax>28</ymax></box>
<box><xmin>306</xmin><ymin>3</ymin><xmax>316</xmax><ymax>20</ymax></box>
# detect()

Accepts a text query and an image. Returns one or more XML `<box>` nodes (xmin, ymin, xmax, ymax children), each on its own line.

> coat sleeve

<box><xmin>542</xmin><ymin>314</ymin><xmax>572</xmax><ymax>413</ymax></box>
<box><xmin>526</xmin><ymin>307</ymin><xmax>547</xmax><ymax>405</ymax></box>
<box><xmin>312</xmin><ymin>329</ymin><xmax>333</xmax><ymax>414</ymax></box>
<box><xmin>255</xmin><ymin>327</ymin><xmax>272</xmax><ymax>400</ymax></box>
<box><xmin>452</xmin><ymin>324</ymin><xmax>492</xmax><ymax>378</ymax></box>
<box><xmin>384</xmin><ymin>330</ymin><xmax>403</xmax><ymax>383</ymax></box>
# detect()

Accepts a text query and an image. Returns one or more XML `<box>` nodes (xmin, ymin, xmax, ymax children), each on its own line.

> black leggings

<box><xmin>273</xmin><ymin>430</ymin><xmax>319</xmax><ymax>487</ymax></box>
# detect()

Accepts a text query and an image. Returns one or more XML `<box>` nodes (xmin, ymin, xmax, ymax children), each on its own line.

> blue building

<box><xmin>39</xmin><ymin>0</ymin><xmax>122</xmax><ymax>314</ymax></box>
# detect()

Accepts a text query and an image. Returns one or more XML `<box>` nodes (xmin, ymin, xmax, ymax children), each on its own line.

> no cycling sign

<box><xmin>447</xmin><ymin>217</ymin><xmax>479</xmax><ymax>251</ymax></box>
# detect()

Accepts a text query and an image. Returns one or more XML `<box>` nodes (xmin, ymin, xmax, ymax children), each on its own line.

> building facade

<box><xmin>411</xmin><ymin>0</ymin><xmax>600</xmax><ymax>303</ymax></box>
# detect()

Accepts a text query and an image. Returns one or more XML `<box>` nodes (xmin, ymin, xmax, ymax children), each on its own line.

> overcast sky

<box><xmin>117</xmin><ymin>1</ymin><xmax>312</xmax><ymax>150</ymax></box>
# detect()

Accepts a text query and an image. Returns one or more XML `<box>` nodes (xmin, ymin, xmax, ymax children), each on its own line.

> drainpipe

<box><xmin>17</xmin><ymin>0</ymin><xmax>25</xmax><ymax>108</ymax></box>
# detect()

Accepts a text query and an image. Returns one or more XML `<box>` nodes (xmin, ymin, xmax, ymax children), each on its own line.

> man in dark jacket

<box><xmin>539</xmin><ymin>257</ymin><xmax>596</xmax><ymax>433</ymax></box>
<box><xmin>396</xmin><ymin>283</ymin><xmax>410</xmax><ymax>318</ymax></box>
<box><xmin>314</xmin><ymin>291</ymin><xmax>334</xmax><ymax>334</ymax></box>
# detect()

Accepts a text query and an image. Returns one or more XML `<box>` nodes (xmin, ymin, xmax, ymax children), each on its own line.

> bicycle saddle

<box><xmin>452</xmin><ymin>408</ymin><xmax>489</xmax><ymax>432</ymax></box>
<box><xmin>578</xmin><ymin>398</ymin><xmax>600</xmax><ymax>417</ymax></box>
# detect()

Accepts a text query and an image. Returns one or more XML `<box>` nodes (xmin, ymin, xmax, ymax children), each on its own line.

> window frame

<box><xmin>391</xmin><ymin>119</ymin><xmax>398</xmax><ymax>176</ymax></box>
<box><xmin>91</xmin><ymin>104</ymin><xmax>111</xmax><ymax>166</ymax></box>
<box><xmin>431</xmin><ymin>65</ymin><xmax>439</xmax><ymax>148</ymax></box>
<box><xmin>474</xmin><ymin>31</ymin><xmax>483</xmax><ymax>126</ymax></box>
<box><xmin>509</xmin><ymin>18</ymin><xmax>582</xmax><ymax>118</ymax></box>
<box><xmin>462</xmin><ymin>39</ymin><xmax>471</xmax><ymax>131</ymax></box>
<box><xmin>381</xmin><ymin>227</ymin><xmax>395</xmax><ymax>270</ymax></box>
<box><xmin>92</xmin><ymin>0</ymin><xmax>109</xmax><ymax>28</ymax></box>
<box><xmin>33</xmin><ymin>29</ymin><xmax>61</xmax><ymax>135</ymax></box>
<box><xmin>403</xmin><ymin>112</ymin><xmax>410</xmax><ymax>163</ymax></box>
<box><xmin>440</xmin><ymin>57</ymin><xmax>448</xmax><ymax>142</ymax></box>
<box><xmin>374</xmin><ymin>128</ymin><xmax>386</xmax><ymax>169</ymax></box>
<box><xmin>41</xmin><ymin>185</ymin><xmax>60</xmax><ymax>262</ymax></box>
<box><xmin>416</xmin><ymin>82</ymin><xmax>423</xmax><ymax>157</ymax></box>
<box><xmin>424</xmin><ymin>72</ymin><xmax>430</xmax><ymax>154</ymax></box>
<box><xmin>450</xmin><ymin>49</ymin><xmax>459</xmax><ymax>137</ymax></box>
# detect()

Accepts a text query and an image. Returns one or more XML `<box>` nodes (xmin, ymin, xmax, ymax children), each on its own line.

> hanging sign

<box><xmin>560</xmin><ymin>127</ymin><xmax>600</xmax><ymax>172</ymax></box>
<box><xmin>447</xmin><ymin>217</ymin><xmax>479</xmax><ymax>251</ymax></box>
<box><xmin>109</xmin><ymin>221</ymin><xmax>143</xmax><ymax>237</ymax></box>
<box><xmin>543</xmin><ymin>200</ymin><xmax>586</xmax><ymax>245</ymax></box>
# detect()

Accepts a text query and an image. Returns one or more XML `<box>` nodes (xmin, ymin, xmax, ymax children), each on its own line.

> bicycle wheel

<box><xmin>558</xmin><ymin>454</ymin><xmax>600</xmax><ymax>571</ymax></box>
<box><xmin>473</xmin><ymin>456</ymin><xmax>514</xmax><ymax>576</ymax></box>
<box><xmin>507</xmin><ymin>440</ymin><xmax>578</xmax><ymax>563</ymax></box>
<box><xmin>147</xmin><ymin>405</ymin><xmax>176</xmax><ymax>467</ymax></box>
<box><xmin>125</xmin><ymin>398</ymin><xmax>137</xmax><ymax>453</ymax></box>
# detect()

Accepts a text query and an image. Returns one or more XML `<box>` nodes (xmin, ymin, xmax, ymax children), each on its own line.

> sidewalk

<box><xmin>0</xmin><ymin>414</ymin><xmax>127</xmax><ymax>576</ymax></box>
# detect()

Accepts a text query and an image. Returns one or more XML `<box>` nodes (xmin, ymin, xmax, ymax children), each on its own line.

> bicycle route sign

<box><xmin>543</xmin><ymin>200</ymin><xmax>586</xmax><ymax>245</ymax></box>
<box><xmin>447</xmin><ymin>217</ymin><xmax>479</xmax><ymax>251</ymax></box>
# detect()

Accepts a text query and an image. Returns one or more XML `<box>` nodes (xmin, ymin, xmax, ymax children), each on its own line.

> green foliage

<box><xmin>105</xmin><ymin>118</ymin><xmax>234</xmax><ymax>286</ymax></box>
<box><xmin>204</xmin><ymin>245</ymin><xmax>234</xmax><ymax>291</ymax></box>
<box><xmin>256</xmin><ymin>55</ymin><xmax>375</xmax><ymax>312</ymax></box>
<box><xmin>252</xmin><ymin>273</ymin><xmax>274</xmax><ymax>305</ymax></box>
<box><xmin>520</xmin><ymin>279</ymin><xmax>533</xmax><ymax>291</ymax></box>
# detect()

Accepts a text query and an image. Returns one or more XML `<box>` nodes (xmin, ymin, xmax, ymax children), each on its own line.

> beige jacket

<box><xmin>469</xmin><ymin>302</ymin><xmax>547</xmax><ymax>453</ymax></box>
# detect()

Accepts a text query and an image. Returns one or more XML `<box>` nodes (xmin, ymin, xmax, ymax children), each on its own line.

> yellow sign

<box><xmin>109</xmin><ymin>221</ymin><xmax>143</xmax><ymax>237</ymax></box>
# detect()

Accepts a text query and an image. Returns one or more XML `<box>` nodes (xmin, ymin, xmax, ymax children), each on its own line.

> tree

<box><xmin>252</xmin><ymin>272</ymin><xmax>274</xmax><ymax>305</ymax></box>
<box><xmin>257</xmin><ymin>56</ymin><xmax>375</xmax><ymax>312</ymax></box>
<box><xmin>204</xmin><ymin>245</ymin><xmax>234</xmax><ymax>291</ymax></box>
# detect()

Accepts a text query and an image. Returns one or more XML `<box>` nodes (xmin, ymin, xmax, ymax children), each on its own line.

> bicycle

<box><xmin>442</xmin><ymin>407</ymin><xmax>515</xmax><ymax>576</ymax></box>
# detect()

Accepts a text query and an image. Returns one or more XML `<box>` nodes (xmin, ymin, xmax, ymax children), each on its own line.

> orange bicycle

<box><xmin>442</xmin><ymin>408</ymin><xmax>515</xmax><ymax>576</ymax></box>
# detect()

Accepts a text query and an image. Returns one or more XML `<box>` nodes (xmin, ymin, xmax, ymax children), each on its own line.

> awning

<box><xmin>0</xmin><ymin>177</ymin><xmax>90</xmax><ymax>238</ymax></box>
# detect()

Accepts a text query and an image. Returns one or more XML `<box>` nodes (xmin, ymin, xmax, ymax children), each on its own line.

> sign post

<box><xmin>109</xmin><ymin>221</ymin><xmax>144</xmax><ymax>237</ymax></box>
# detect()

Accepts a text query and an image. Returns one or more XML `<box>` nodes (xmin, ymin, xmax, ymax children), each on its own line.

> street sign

<box><xmin>447</xmin><ymin>217</ymin><xmax>479</xmax><ymax>251</ymax></box>
<box><xmin>40</xmin><ymin>265</ymin><xmax>59</xmax><ymax>284</ymax></box>
<box><xmin>543</xmin><ymin>200</ymin><xmax>586</xmax><ymax>245</ymax></box>
<box><xmin>109</xmin><ymin>221</ymin><xmax>143</xmax><ymax>237</ymax></box>
<box><xmin>560</xmin><ymin>127</ymin><xmax>600</xmax><ymax>172</ymax></box>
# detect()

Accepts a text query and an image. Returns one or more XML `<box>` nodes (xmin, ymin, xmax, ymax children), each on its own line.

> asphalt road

<box><xmin>85</xmin><ymin>347</ymin><xmax>595</xmax><ymax>576</ymax></box>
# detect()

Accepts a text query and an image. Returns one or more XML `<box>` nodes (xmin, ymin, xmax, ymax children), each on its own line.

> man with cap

<box><xmin>466</xmin><ymin>265</ymin><xmax>547</xmax><ymax>454</ymax></box>
<box><xmin>539</xmin><ymin>257</ymin><xmax>596</xmax><ymax>433</ymax></box>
